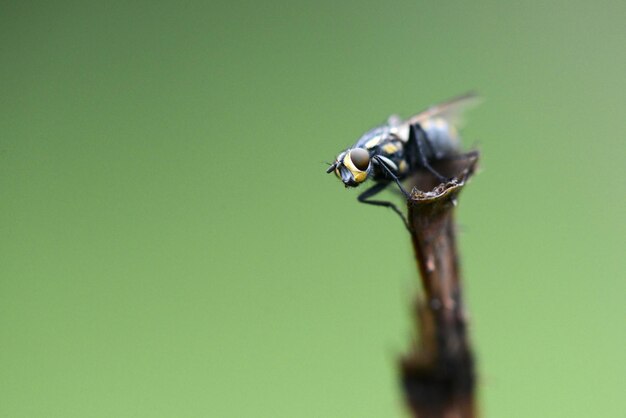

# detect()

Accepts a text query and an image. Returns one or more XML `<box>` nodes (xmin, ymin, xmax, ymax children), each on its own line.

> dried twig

<box><xmin>401</xmin><ymin>152</ymin><xmax>480</xmax><ymax>418</ymax></box>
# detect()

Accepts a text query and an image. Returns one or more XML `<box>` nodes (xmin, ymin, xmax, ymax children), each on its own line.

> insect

<box><xmin>326</xmin><ymin>92</ymin><xmax>480</xmax><ymax>229</ymax></box>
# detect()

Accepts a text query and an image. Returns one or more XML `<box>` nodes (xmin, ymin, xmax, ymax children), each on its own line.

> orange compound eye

<box><xmin>350</xmin><ymin>148</ymin><xmax>370</xmax><ymax>171</ymax></box>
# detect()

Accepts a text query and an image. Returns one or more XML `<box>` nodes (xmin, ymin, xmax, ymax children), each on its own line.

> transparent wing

<box><xmin>404</xmin><ymin>92</ymin><xmax>482</xmax><ymax>128</ymax></box>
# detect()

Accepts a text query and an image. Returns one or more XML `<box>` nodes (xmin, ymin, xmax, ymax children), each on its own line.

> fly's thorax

<box><xmin>388</xmin><ymin>123</ymin><xmax>410</xmax><ymax>142</ymax></box>
<box><xmin>378</xmin><ymin>137</ymin><xmax>408</xmax><ymax>172</ymax></box>
<box><xmin>356</xmin><ymin>121</ymin><xmax>410</xmax><ymax>151</ymax></box>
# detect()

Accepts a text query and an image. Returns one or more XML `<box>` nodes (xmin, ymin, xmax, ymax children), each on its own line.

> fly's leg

<box><xmin>410</xmin><ymin>124</ymin><xmax>448</xmax><ymax>183</ymax></box>
<box><xmin>357</xmin><ymin>181</ymin><xmax>411</xmax><ymax>231</ymax></box>
<box><xmin>372</xmin><ymin>155</ymin><xmax>411</xmax><ymax>199</ymax></box>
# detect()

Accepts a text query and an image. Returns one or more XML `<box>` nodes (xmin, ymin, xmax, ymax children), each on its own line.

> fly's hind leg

<box><xmin>357</xmin><ymin>181</ymin><xmax>411</xmax><ymax>231</ymax></box>
<box><xmin>410</xmin><ymin>124</ymin><xmax>448</xmax><ymax>183</ymax></box>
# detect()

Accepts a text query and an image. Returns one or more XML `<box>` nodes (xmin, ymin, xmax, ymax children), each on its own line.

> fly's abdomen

<box><xmin>421</xmin><ymin>118</ymin><xmax>461</xmax><ymax>159</ymax></box>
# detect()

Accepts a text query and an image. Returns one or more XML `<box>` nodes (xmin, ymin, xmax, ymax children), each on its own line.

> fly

<box><xmin>326</xmin><ymin>92</ymin><xmax>481</xmax><ymax>229</ymax></box>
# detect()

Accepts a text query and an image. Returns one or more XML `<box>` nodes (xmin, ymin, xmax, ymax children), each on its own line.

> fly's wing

<box><xmin>404</xmin><ymin>92</ymin><xmax>482</xmax><ymax>128</ymax></box>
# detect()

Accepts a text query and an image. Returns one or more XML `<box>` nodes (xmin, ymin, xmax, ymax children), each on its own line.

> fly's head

<box><xmin>326</xmin><ymin>147</ymin><xmax>371</xmax><ymax>188</ymax></box>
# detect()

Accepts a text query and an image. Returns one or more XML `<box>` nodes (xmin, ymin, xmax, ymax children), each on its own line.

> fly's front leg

<box><xmin>372</xmin><ymin>155</ymin><xmax>411</xmax><ymax>199</ymax></box>
<box><xmin>357</xmin><ymin>182</ymin><xmax>411</xmax><ymax>231</ymax></box>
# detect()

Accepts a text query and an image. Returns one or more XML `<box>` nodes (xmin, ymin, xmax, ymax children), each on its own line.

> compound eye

<box><xmin>350</xmin><ymin>148</ymin><xmax>370</xmax><ymax>171</ymax></box>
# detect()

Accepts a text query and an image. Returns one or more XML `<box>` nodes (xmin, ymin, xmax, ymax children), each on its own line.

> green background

<box><xmin>1</xmin><ymin>1</ymin><xmax>624</xmax><ymax>417</ymax></box>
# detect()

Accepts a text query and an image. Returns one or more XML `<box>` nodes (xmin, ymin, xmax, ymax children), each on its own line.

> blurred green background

<box><xmin>1</xmin><ymin>1</ymin><xmax>624</xmax><ymax>417</ymax></box>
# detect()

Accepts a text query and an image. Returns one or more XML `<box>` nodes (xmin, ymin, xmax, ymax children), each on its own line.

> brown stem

<box><xmin>401</xmin><ymin>153</ymin><xmax>479</xmax><ymax>418</ymax></box>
